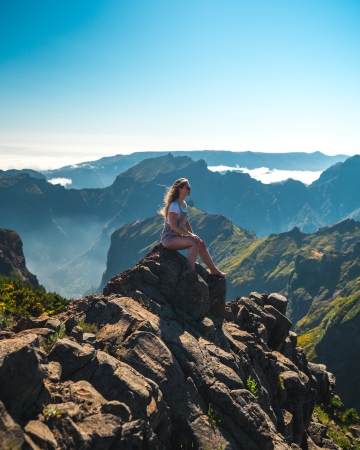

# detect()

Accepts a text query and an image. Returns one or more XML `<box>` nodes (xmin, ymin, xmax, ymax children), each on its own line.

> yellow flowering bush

<box><xmin>0</xmin><ymin>276</ymin><xmax>71</xmax><ymax>317</ymax></box>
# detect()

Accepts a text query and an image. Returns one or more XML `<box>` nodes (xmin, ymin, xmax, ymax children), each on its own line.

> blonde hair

<box><xmin>160</xmin><ymin>178</ymin><xmax>189</xmax><ymax>223</ymax></box>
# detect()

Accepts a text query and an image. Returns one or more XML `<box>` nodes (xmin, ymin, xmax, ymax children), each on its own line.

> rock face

<box><xmin>0</xmin><ymin>244</ymin><xmax>340</xmax><ymax>449</ymax></box>
<box><xmin>0</xmin><ymin>228</ymin><xmax>39</xmax><ymax>286</ymax></box>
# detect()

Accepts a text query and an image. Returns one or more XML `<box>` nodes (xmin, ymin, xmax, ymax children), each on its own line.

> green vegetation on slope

<box><xmin>314</xmin><ymin>398</ymin><xmax>360</xmax><ymax>450</ymax></box>
<box><xmin>297</xmin><ymin>291</ymin><xmax>360</xmax><ymax>411</ymax></box>
<box><xmin>0</xmin><ymin>275</ymin><xmax>71</xmax><ymax>317</ymax></box>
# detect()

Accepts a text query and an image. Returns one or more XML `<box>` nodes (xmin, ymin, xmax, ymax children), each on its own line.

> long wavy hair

<box><xmin>160</xmin><ymin>178</ymin><xmax>189</xmax><ymax>223</ymax></box>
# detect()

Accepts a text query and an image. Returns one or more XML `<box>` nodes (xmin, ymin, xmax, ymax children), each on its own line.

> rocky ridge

<box><xmin>0</xmin><ymin>244</ymin><xmax>341</xmax><ymax>449</ymax></box>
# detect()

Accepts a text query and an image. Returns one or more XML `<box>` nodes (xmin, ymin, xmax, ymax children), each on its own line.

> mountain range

<box><xmin>1</xmin><ymin>153</ymin><xmax>360</xmax><ymax>298</ymax></box>
<box><xmin>42</xmin><ymin>150</ymin><xmax>347</xmax><ymax>189</ymax></box>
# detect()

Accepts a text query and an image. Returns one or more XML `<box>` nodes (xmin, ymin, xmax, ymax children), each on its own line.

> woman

<box><xmin>160</xmin><ymin>178</ymin><xmax>226</xmax><ymax>276</ymax></box>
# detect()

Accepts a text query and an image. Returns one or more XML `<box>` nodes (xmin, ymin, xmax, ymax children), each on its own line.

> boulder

<box><xmin>196</xmin><ymin>317</ymin><xmax>216</xmax><ymax>342</ymax></box>
<box><xmin>53</xmin><ymin>416</ymin><xmax>91</xmax><ymax>450</ymax></box>
<box><xmin>265</xmin><ymin>305</ymin><xmax>292</xmax><ymax>351</ymax></box>
<box><xmin>101</xmin><ymin>401</ymin><xmax>132</xmax><ymax>421</ymax></box>
<box><xmin>83</xmin><ymin>332</ymin><xmax>97</xmax><ymax>345</ymax></box>
<box><xmin>25</xmin><ymin>420</ymin><xmax>57</xmax><ymax>450</ymax></box>
<box><xmin>48</xmin><ymin>338</ymin><xmax>95</xmax><ymax>378</ymax></box>
<box><xmin>77</xmin><ymin>413</ymin><xmax>122</xmax><ymax>450</ymax></box>
<box><xmin>0</xmin><ymin>336</ymin><xmax>44</xmax><ymax>420</ymax></box>
<box><xmin>0</xmin><ymin>400</ymin><xmax>25</xmax><ymax>449</ymax></box>
<box><xmin>266</xmin><ymin>293</ymin><xmax>288</xmax><ymax>315</ymax></box>
<box><xmin>281</xmin><ymin>371</ymin><xmax>306</xmax><ymax>391</ymax></box>
<box><xmin>172</xmin><ymin>269</ymin><xmax>210</xmax><ymax>320</ymax></box>
<box><xmin>71</xmin><ymin>325</ymin><xmax>84</xmax><ymax>343</ymax></box>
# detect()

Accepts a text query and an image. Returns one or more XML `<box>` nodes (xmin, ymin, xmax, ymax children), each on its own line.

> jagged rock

<box><xmin>45</xmin><ymin>317</ymin><xmax>61</xmax><ymax>331</ymax></box>
<box><xmin>47</xmin><ymin>361</ymin><xmax>62</xmax><ymax>383</ymax></box>
<box><xmin>266</xmin><ymin>293</ymin><xmax>288</xmax><ymax>315</ymax></box>
<box><xmin>282</xmin><ymin>371</ymin><xmax>306</xmax><ymax>391</ymax></box>
<box><xmin>172</xmin><ymin>269</ymin><xmax>210</xmax><ymax>320</ymax></box>
<box><xmin>196</xmin><ymin>316</ymin><xmax>216</xmax><ymax>341</ymax></box>
<box><xmin>25</xmin><ymin>420</ymin><xmax>57</xmax><ymax>450</ymax></box>
<box><xmin>0</xmin><ymin>244</ymin><xmax>342</xmax><ymax>450</ymax></box>
<box><xmin>101</xmin><ymin>401</ymin><xmax>132</xmax><ymax>421</ymax></box>
<box><xmin>102</xmin><ymin>243</ymin><xmax>226</xmax><ymax>326</ymax></box>
<box><xmin>307</xmin><ymin>421</ymin><xmax>328</xmax><ymax>446</ymax></box>
<box><xmin>48</xmin><ymin>338</ymin><xmax>95</xmax><ymax>378</ymax></box>
<box><xmin>64</xmin><ymin>315</ymin><xmax>78</xmax><ymax>332</ymax></box>
<box><xmin>52</xmin><ymin>416</ymin><xmax>91</xmax><ymax>450</ymax></box>
<box><xmin>0</xmin><ymin>335</ymin><xmax>44</xmax><ymax>420</ymax></box>
<box><xmin>0</xmin><ymin>228</ymin><xmax>39</xmax><ymax>286</ymax></box>
<box><xmin>71</xmin><ymin>325</ymin><xmax>84</xmax><ymax>343</ymax></box>
<box><xmin>276</xmin><ymin>409</ymin><xmax>293</xmax><ymax>443</ymax></box>
<box><xmin>17</xmin><ymin>327</ymin><xmax>56</xmax><ymax>345</ymax></box>
<box><xmin>112</xmin><ymin>419</ymin><xmax>160</xmax><ymax>450</ymax></box>
<box><xmin>11</xmin><ymin>314</ymin><xmax>50</xmax><ymax>333</ymax></box>
<box><xmin>83</xmin><ymin>332</ymin><xmax>97</xmax><ymax>345</ymax></box>
<box><xmin>249</xmin><ymin>291</ymin><xmax>265</xmax><ymax>307</ymax></box>
<box><xmin>69</xmin><ymin>380</ymin><xmax>107</xmax><ymax>407</ymax></box>
<box><xmin>266</xmin><ymin>305</ymin><xmax>292</xmax><ymax>351</ymax></box>
<box><xmin>77</xmin><ymin>413</ymin><xmax>123</xmax><ymax>449</ymax></box>
<box><xmin>0</xmin><ymin>400</ymin><xmax>25</xmax><ymax>449</ymax></box>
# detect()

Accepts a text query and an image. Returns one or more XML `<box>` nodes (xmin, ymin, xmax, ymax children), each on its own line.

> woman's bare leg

<box><xmin>165</xmin><ymin>236</ymin><xmax>200</xmax><ymax>270</ymax></box>
<box><xmin>199</xmin><ymin>243</ymin><xmax>227</xmax><ymax>276</ymax></box>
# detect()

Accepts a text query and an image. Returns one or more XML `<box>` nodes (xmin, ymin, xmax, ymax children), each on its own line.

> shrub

<box><xmin>207</xmin><ymin>403</ymin><xmax>223</xmax><ymax>426</ymax></box>
<box><xmin>334</xmin><ymin>436</ymin><xmax>351</xmax><ymax>450</ymax></box>
<box><xmin>42</xmin><ymin>324</ymin><xmax>66</xmax><ymax>352</ymax></box>
<box><xmin>344</xmin><ymin>408</ymin><xmax>359</xmax><ymax>425</ymax></box>
<box><xmin>246</xmin><ymin>376</ymin><xmax>259</xmax><ymax>398</ymax></box>
<box><xmin>77</xmin><ymin>320</ymin><xmax>98</xmax><ymax>334</ymax></box>
<box><xmin>0</xmin><ymin>308</ymin><xmax>13</xmax><ymax>330</ymax></box>
<box><xmin>330</xmin><ymin>397</ymin><xmax>342</xmax><ymax>411</ymax></box>
<box><xmin>0</xmin><ymin>275</ymin><xmax>71</xmax><ymax>317</ymax></box>
<box><xmin>314</xmin><ymin>405</ymin><xmax>330</xmax><ymax>425</ymax></box>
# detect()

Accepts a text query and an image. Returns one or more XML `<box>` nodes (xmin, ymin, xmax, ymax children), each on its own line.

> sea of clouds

<box><xmin>48</xmin><ymin>178</ymin><xmax>73</xmax><ymax>187</ymax></box>
<box><xmin>208</xmin><ymin>165</ymin><xmax>322</xmax><ymax>185</ymax></box>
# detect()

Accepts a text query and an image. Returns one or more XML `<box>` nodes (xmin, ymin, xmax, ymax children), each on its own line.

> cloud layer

<box><xmin>208</xmin><ymin>166</ymin><xmax>322</xmax><ymax>185</ymax></box>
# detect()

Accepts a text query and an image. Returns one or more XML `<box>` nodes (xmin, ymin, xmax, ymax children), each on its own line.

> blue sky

<box><xmin>0</xmin><ymin>0</ymin><xmax>359</xmax><ymax>168</ymax></box>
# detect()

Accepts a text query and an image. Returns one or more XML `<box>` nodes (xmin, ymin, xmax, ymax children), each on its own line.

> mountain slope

<box><xmin>296</xmin><ymin>290</ymin><xmax>360</xmax><ymax>411</ymax></box>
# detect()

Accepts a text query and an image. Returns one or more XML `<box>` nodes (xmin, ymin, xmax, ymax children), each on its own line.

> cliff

<box><xmin>0</xmin><ymin>228</ymin><xmax>39</xmax><ymax>286</ymax></box>
<box><xmin>0</xmin><ymin>244</ymin><xmax>345</xmax><ymax>449</ymax></box>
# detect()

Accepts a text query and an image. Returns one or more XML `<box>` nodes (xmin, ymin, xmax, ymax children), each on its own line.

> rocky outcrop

<box><xmin>0</xmin><ymin>244</ymin><xmax>341</xmax><ymax>449</ymax></box>
<box><xmin>0</xmin><ymin>228</ymin><xmax>39</xmax><ymax>286</ymax></box>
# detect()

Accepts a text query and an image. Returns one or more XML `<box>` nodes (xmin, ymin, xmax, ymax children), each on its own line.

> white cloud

<box><xmin>48</xmin><ymin>178</ymin><xmax>73</xmax><ymax>187</ymax></box>
<box><xmin>208</xmin><ymin>166</ymin><xmax>322</xmax><ymax>185</ymax></box>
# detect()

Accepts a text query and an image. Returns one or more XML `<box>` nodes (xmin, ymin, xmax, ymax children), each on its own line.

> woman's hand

<box><xmin>191</xmin><ymin>234</ymin><xmax>204</xmax><ymax>245</ymax></box>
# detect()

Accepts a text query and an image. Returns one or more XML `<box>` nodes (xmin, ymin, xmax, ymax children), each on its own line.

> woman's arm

<box><xmin>185</xmin><ymin>220</ymin><xmax>204</xmax><ymax>245</ymax></box>
<box><xmin>168</xmin><ymin>212</ymin><xmax>193</xmax><ymax>236</ymax></box>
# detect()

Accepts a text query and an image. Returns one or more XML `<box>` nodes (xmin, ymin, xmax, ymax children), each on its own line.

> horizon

<box><xmin>1</xmin><ymin>0</ymin><xmax>359</xmax><ymax>163</ymax></box>
<box><xmin>0</xmin><ymin>148</ymin><xmax>354</xmax><ymax>172</ymax></box>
